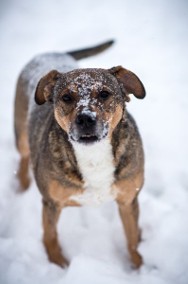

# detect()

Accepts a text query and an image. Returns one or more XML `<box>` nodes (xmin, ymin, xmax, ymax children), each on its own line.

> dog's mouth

<box><xmin>70</xmin><ymin>133</ymin><xmax>108</xmax><ymax>145</ymax></box>
<box><xmin>70</xmin><ymin>122</ymin><xmax>109</xmax><ymax>145</ymax></box>
<box><xmin>70</xmin><ymin>134</ymin><xmax>99</xmax><ymax>144</ymax></box>
<box><xmin>78</xmin><ymin>134</ymin><xmax>99</xmax><ymax>144</ymax></box>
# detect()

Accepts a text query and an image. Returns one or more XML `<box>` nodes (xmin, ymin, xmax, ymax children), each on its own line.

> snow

<box><xmin>0</xmin><ymin>0</ymin><xmax>188</xmax><ymax>283</ymax></box>
<box><xmin>72</xmin><ymin>73</ymin><xmax>104</xmax><ymax>113</ymax></box>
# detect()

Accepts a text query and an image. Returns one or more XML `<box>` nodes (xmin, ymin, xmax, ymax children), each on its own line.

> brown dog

<box><xmin>14</xmin><ymin>40</ymin><xmax>146</xmax><ymax>268</ymax></box>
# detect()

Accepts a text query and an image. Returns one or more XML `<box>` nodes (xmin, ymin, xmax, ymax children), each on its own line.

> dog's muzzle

<box><xmin>70</xmin><ymin>112</ymin><xmax>108</xmax><ymax>144</ymax></box>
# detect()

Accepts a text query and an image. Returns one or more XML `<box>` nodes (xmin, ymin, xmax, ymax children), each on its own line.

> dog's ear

<box><xmin>35</xmin><ymin>70</ymin><xmax>61</xmax><ymax>105</ymax></box>
<box><xmin>109</xmin><ymin>66</ymin><xmax>146</xmax><ymax>101</ymax></box>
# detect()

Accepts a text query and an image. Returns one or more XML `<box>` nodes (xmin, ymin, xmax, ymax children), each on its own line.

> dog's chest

<box><xmin>70</xmin><ymin>140</ymin><xmax>116</xmax><ymax>206</ymax></box>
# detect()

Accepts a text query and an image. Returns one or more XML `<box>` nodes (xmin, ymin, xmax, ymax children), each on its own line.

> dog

<box><xmin>14</xmin><ymin>40</ymin><xmax>146</xmax><ymax>268</ymax></box>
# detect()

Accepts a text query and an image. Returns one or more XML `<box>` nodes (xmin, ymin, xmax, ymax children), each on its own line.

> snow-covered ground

<box><xmin>0</xmin><ymin>0</ymin><xmax>188</xmax><ymax>283</ymax></box>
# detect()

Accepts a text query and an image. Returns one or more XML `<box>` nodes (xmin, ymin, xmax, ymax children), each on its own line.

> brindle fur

<box><xmin>14</xmin><ymin>41</ymin><xmax>145</xmax><ymax>268</ymax></box>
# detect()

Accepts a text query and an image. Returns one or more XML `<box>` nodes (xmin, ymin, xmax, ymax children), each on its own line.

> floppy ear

<box><xmin>109</xmin><ymin>66</ymin><xmax>146</xmax><ymax>101</ymax></box>
<box><xmin>35</xmin><ymin>70</ymin><xmax>61</xmax><ymax>105</ymax></box>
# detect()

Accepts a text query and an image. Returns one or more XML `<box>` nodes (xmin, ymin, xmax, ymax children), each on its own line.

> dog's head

<box><xmin>35</xmin><ymin>66</ymin><xmax>145</xmax><ymax>144</ymax></box>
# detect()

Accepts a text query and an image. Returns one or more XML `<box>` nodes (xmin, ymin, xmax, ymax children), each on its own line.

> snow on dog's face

<box><xmin>35</xmin><ymin>67</ymin><xmax>145</xmax><ymax>145</ymax></box>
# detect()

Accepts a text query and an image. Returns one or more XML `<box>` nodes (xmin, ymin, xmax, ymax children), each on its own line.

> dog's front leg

<box><xmin>117</xmin><ymin>197</ymin><xmax>142</xmax><ymax>268</ymax></box>
<box><xmin>42</xmin><ymin>199</ymin><xmax>69</xmax><ymax>267</ymax></box>
<box><xmin>115</xmin><ymin>173</ymin><xmax>144</xmax><ymax>268</ymax></box>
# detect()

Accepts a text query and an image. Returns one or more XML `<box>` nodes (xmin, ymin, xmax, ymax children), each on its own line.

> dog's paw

<box><xmin>47</xmin><ymin>247</ymin><xmax>69</xmax><ymax>268</ymax></box>
<box><xmin>131</xmin><ymin>250</ymin><xmax>143</xmax><ymax>269</ymax></box>
<box><xmin>50</xmin><ymin>254</ymin><xmax>69</xmax><ymax>268</ymax></box>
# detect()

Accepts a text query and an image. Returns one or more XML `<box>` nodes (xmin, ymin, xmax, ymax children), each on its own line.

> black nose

<box><xmin>76</xmin><ymin>113</ymin><xmax>96</xmax><ymax>129</ymax></box>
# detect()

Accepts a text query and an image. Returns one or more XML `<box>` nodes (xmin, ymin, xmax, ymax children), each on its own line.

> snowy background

<box><xmin>0</xmin><ymin>0</ymin><xmax>188</xmax><ymax>283</ymax></box>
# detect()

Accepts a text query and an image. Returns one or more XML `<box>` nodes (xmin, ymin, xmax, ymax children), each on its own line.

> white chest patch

<box><xmin>70</xmin><ymin>139</ymin><xmax>116</xmax><ymax>206</ymax></box>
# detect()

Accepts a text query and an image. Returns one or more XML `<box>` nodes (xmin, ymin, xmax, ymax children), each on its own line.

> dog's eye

<box><xmin>61</xmin><ymin>94</ymin><xmax>74</xmax><ymax>103</ymax></box>
<box><xmin>98</xmin><ymin>91</ymin><xmax>110</xmax><ymax>100</ymax></box>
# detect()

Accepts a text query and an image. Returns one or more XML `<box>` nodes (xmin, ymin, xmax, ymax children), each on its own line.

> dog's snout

<box><xmin>76</xmin><ymin>113</ymin><xmax>96</xmax><ymax>128</ymax></box>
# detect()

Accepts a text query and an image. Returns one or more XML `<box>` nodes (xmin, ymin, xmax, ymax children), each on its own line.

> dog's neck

<box><xmin>70</xmin><ymin>139</ymin><xmax>116</xmax><ymax>206</ymax></box>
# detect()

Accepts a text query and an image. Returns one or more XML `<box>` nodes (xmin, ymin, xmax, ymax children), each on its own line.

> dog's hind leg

<box><xmin>14</xmin><ymin>76</ymin><xmax>31</xmax><ymax>190</ymax></box>
<box><xmin>16</xmin><ymin>139</ymin><xmax>30</xmax><ymax>190</ymax></box>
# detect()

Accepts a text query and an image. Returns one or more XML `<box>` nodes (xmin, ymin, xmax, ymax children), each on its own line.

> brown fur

<box><xmin>14</xmin><ymin>42</ymin><xmax>146</xmax><ymax>269</ymax></box>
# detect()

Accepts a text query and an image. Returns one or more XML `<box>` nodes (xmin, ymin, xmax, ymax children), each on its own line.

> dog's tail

<box><xmin>67</xmin><ymin>39</ymin><xmax>114</xmax><ymax>60</ymax></box>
